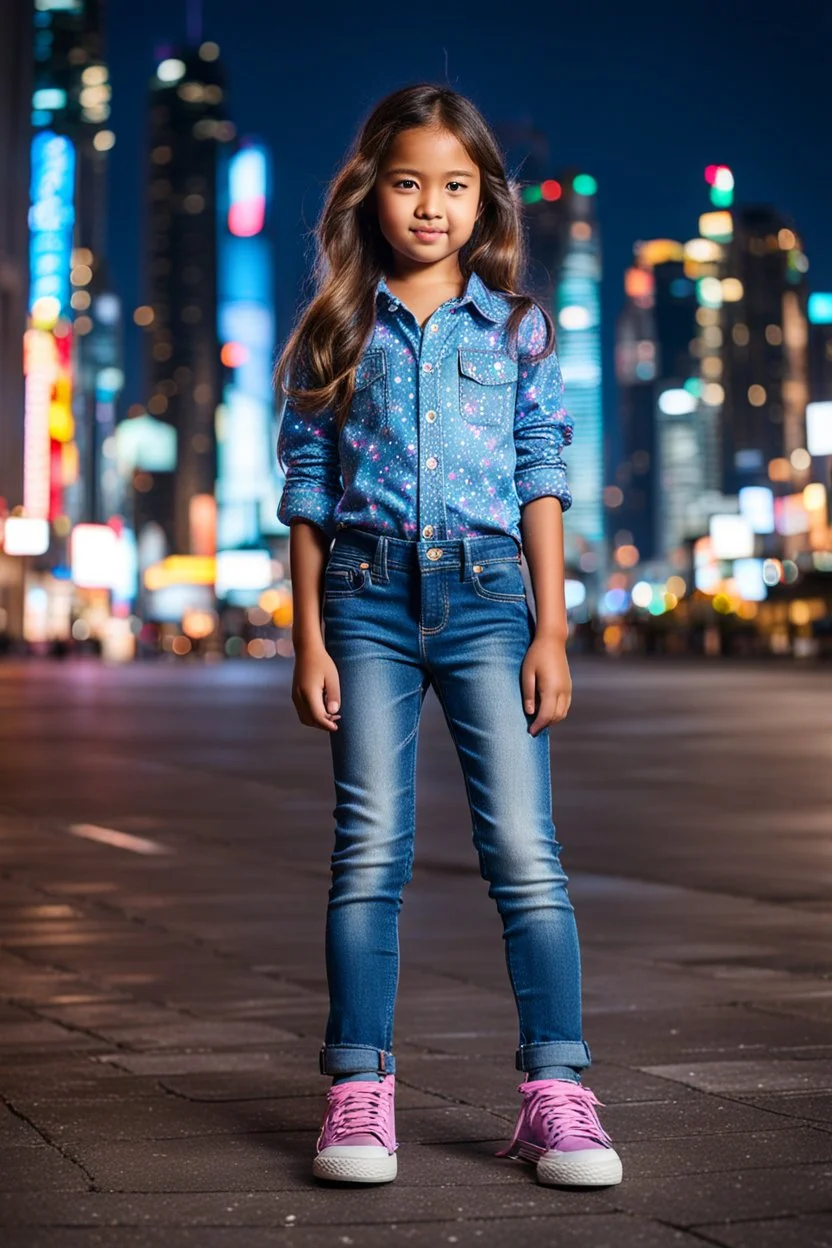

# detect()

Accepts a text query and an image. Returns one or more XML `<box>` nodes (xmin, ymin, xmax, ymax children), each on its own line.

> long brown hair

<box><xmin>274</xmin><ymin>83</ymin><xmax>556</xmax><ymax>436</ymax></box>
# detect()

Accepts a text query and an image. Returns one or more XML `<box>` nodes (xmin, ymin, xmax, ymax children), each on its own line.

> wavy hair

<box><xmin>274</xmin><ymin>83</ymin><xmax>556</xmax><ymax>434</ymax></box>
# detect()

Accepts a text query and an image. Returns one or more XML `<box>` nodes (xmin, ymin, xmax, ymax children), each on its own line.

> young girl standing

<box><xmin>275</xmin><ymin>84</ymin><xmax>622</xmax><ymax>1190</ymax></box>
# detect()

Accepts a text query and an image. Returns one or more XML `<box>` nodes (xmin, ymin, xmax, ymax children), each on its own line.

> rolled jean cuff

<box><xmin>515</xmin><ymin>1040</ymin><xmax>592</xmax><ymax>1073</ymax></box>
<box><xmin>319</xmin><ymin>1044</ymin><xmax>396</xmax><ymax>1076</ymax></box>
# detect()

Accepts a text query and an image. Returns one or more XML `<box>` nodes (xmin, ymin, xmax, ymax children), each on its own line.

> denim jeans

<box><xmin>318</xmin><ymin>525</ymin><xmax>591</xmax><ymax>1081</ymax></box>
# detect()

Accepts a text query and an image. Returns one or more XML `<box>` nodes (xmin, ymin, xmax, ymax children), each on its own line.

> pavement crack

<box><xmin>1</xmin><ymin>1094</ymin><xmax>97</xmax><ymax>1191</ymax></box>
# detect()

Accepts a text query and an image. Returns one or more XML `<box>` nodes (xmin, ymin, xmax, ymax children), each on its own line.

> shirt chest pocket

<box><xmin>458</xmin><ymin>349</ymin><xmax>518</xmax><ymax>427</ymax></box>
<box><xmin>348</xmin><ymin>349</ymin><xmax>387</xmax><ymax>433</ymax></box>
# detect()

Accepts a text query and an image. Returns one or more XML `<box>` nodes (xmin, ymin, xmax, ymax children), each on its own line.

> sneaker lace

<box><xmin>319</xmin><ymin>1081</ymin><xmax>395</xmax><ymax>1150</ymax></box>
<box><xmin>525</xmin><ymin>1082</ymin><xmax>612</xmax><ymax>1149</ymax></box>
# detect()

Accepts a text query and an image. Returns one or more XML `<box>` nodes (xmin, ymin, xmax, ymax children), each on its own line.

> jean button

<box><xmin>426</xmin><ymin>548</ymin><xmax>443</xmax><ymax>561</ymax></box>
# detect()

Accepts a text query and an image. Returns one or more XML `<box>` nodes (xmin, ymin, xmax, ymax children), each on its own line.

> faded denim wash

<box><xmin>276</xmin><ymin>270</ymin><xmax>574</xmax><ymax>549</ymax></box>
<box><xmin>318</xmin><ymin>525</ymin><xmax>591</xmax><ymax>1080</ymax></box>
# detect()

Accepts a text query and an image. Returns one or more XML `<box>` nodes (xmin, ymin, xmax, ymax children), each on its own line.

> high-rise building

<box><xmin>615</xmin><ymin>242</ymin><xmax>699</xmax><ymax>563</ymax></box>
<box><xmin>28</xmin><ymin>0</ymin><xmax>123</xmax><ymax>532</ymax></box>
<box><xmin>714</xmin><ymin>205</ymin><xmax>809</xmax><ymax>496</ymax></box>
<box><xmin>134</xmin><ymin>44</ymin><xmax>234</xmax><ymax>561</ymax></box>
<box><xmin>520</xmin><ymin>171</ymin><xmax>606</xmax><ymax>580</ymax></box>
<box><xmin>0</xmin><ymin>0</ymin><xmax>32</xmax><ymax>638</ymax></box>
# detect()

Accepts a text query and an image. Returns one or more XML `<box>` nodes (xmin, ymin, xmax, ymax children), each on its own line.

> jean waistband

<box><xmin>331</xmin><ymin>526</ymin><xmax>521</xmax><ymax>574</ymax></box>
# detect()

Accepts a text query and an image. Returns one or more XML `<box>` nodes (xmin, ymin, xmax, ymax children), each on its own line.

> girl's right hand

<box><xmin>291</xmin><ymin>641</ymin><xmax>342</xmax><ymax>732</ymax></box>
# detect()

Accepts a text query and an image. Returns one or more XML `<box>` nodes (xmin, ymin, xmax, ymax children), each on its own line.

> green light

<box><xmin>684</xmin><ymin>377</ymin><xmax>702</xmax><ymax>397</ymax></box>
<box><xmin>522</xmin><ymin>185</ymin><xmax>542</xmax><ymax>204</ymax></box>
<box><xmin>572</xmin><ymin>174</ymin><xmax>597</xmax><ymax>197</ymax></box>
<box><xmin>710</xmin><ymin>186</ymin><xmax>733</xmax><ymax>208</ymax></box>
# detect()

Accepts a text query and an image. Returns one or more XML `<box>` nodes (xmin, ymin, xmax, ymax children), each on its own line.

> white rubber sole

<box><xmin>537</xmin><ymin>1146</ymin><xmax>623</xmax><ymax>1187</ymax></box>
<box><xmin>313</xmin><ymin>1145</ymin><xmax>398</xmax><ymax>1184</ymax></box>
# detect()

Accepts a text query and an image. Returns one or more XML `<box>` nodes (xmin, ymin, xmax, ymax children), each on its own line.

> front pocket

<box><xmin>471</xmin><ymin>559</ymin><xmax>527</xmax><ymax>602</ymax></box>
<box><xmin>323</xmin><ymin>564</ymin><xmax>371</xmax><ymax>599</ymax></box>
<box><xmin>458</xmin><ymin>349</ymin><xmax>519</xmax><ymax>427</ymax></box>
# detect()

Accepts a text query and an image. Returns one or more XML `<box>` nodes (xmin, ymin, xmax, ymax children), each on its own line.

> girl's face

<box><xmin>373</xmin><ymin>124</ymin><xmax>482</xmax><ymax>272</ymax></box>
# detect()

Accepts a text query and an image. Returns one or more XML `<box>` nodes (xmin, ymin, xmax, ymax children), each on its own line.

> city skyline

<box><xmin>104</xmin><ymin>0</ymin><xmax>831</xmax><ymax>419</ymax></box>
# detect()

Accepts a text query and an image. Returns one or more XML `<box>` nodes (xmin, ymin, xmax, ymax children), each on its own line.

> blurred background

<box><xmin>1</xmin><ymin>0</ymin><xmax>830</xmax><ymax>663</ymax></box>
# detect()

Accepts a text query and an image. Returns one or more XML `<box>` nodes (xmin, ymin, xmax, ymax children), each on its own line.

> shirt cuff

<box><xmin>277</xmin><ymin>486</ymin><xmax>340</xmax><ymax>540</ymax></box>
<box><xmin>515</xmin><ymin>465</ymin><xmax>572</xmax><ymax>513</ymax></box>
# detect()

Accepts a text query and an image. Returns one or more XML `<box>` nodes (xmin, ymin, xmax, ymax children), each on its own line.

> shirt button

<box><xmin>422</xmin><ymin>524</ymin><xmax>434</xmax><ymax>538</ymax></box>
<box><xmin>425</xmin><ymin>410</ymin><xmax>437</xmax><ymax>422</ymax></box>
<box><xmin>426</xmin><ymin>547</ymin><xmax>443</xmax><ymax>560</ymax></box>
<box><xmin>426</xmin><ymin>456</ymin><xmax>438</xmax><ymax>470</ymax></box>
<box><xmin>422</xmin><ymin>362</ymin><xmax>433</xmax><ymax>373</ymax></box>
<box><xmin>387</xmin><ymin>301</ymin><xmax>397</xmax><ymax>312</ymax></box>
<box><xmin>429</xmin><ymin>323</ymin><xmax>439</xmax><ymax>333</ymax></box>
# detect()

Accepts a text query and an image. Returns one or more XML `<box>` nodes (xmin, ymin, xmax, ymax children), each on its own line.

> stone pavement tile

<box><xmin>92</xmin><ymin>1050</ymin><xmax>310</xmax><ymax>1077</ymax></box>
<box><xmin>0</xmin><ymin>1060</ymin><xmax>162</xmax><ymax>1099</ymax></box>
<box><xmin>0</xmin><ymin>1145</ymin><xmax>88</xmax><ymax>1192</ymax></box>
<box><xmin>581</xmin><ymin>1003</ymin><xmax>832</xmax><ymax>1064</ymax></box>
<box><xmin>90</xmin><ymin>1020</ymin><xmax>299</xmax><ymax>1050</ymax></box>
<box><xmin>158</xmin><ymin>1075</ymin><xmax>446</xmax><ymax>1109</ymax></box>
<box><xmin>0</xmin><ymin>1104</ymin><xmax>48</xmax><ymax>1147</ymax></box>
<box><xmin>739</xmin><ymin>1091</ymin><xmax>832</xmax><ymax>1126</ymax></box>
<box><xmin>618</xmin><ymin>1162</ymin><xmax>832</xmax><ymax>1223</ymax></box>
<box><xmin>37</xmin><ymin>1002</ymin><xmax>209</xmax><ymax>1030</ymax></box>
<box><xmin>640</xmin><ymin>1059</ymin><xmax>832</xmax><ymax>1094</ymax></box>
<box><xmin>602</xmin><ymin>1091</ymin><xmax>811</xmax><ymax>1141</ymax></box>
<box><xmin>398</xmin><ymin>1056</ymin><xmax>702</xmax><ymax>1112</ymax></box>
<box><xmin>617</xmin><ymin>1124</ymin><xmax>832</xmax><ymax>1177</ymax></box>
<box><xmin>0</xmin><ymin>1216</ymin><xmax>716</xmax><ymax>1248</ymax></box>
<box><xmin>22</xmin><ymin>1094</ymin><xmax>500</xmax><ymax>1144</ymax></box>
<box><xmin>692</xmin><ymin>1212</ymin><xmax>832</xmax><ymax>1248</ymax></box>
<box><xmin>0</xmin><ymin>1020</ymin><xmax>106</xmax><ymax>1052</ymax></box>
<box><xmin>68</xmin><ymin>1133</ymin><xmax>622</xmax><ymax>1194</ymax></box>
<box><xmin>0</xmin><ymin>1184</ymin><xmax>621</xmax><ymax>1229</ymax></box>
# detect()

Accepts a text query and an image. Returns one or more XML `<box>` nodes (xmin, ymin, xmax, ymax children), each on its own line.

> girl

<box><xmin>274</xmin><ymin>83</ymin><xmax>622</xmax><ymax>1190</ymax></box>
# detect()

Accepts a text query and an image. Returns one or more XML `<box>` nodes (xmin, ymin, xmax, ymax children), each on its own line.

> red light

<box><xmin>221</xmin><ymin>342</ymin><xmax>249</xmax><ymax>369</ymax></box>
<box><xmin>705</xmin><ymin>165</ymin><xmax>720</xmax><ymax>186</ymax></box>
<box><xmin>541</xmin><ymin>180</ymin><xmax>562</xmax><ymax>201</ymax></box>
<box><xmin>228</xmin><ymin>197</ymin><xmax>265</xmax><ymax>237</ymax></box>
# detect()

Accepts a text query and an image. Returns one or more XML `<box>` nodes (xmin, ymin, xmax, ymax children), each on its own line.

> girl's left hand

<box><xmin>521</xmin><ymin>637</ymin><xmax>572</xmax><ymax>735</ymax></box>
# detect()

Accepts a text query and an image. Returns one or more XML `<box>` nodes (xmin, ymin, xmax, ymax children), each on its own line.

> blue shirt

<box><xmin>276</xmin><ymin>269</ymin><xmax>574</xmax><ymax>550</ymax></box>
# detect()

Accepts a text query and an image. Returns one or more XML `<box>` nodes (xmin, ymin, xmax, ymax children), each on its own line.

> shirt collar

<box><xmin>375</xmin><ymin>269</ymin><xmax>504</xmax><ymax>323</ymax></box>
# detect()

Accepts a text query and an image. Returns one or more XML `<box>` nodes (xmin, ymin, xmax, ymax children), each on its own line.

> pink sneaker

<box><xmin>497</xmin><ymin>1078</ymin><xmax>623</xmax><ymax>1186</ymax></box>
<box><xmin>312</xmin><ymin>1076</ymin><xmax>398</xmax><ymax>1183</ymax></box>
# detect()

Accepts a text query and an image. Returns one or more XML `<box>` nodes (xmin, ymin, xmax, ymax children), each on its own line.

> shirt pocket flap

<box><xmin>354</xmin><ymin>349</ymin><xmax>386</xmax><ymax>391</ymax></box>
<box><xmin>458</xmin><ymin>349</ymin><xmax>518</xmax><ymax>386</ymax></box>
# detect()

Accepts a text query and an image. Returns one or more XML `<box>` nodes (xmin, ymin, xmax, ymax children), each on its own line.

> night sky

<box><xmin>106</xmin><ymin>0</ymin><xmax>830</xmax><ymax>436</ymax></box>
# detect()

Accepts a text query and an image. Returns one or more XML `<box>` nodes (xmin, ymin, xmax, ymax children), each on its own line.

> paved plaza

<box><xmin>0</xmin><ymin>657</ymin><xmax>831</xmax><ymax>1247</ymax></box>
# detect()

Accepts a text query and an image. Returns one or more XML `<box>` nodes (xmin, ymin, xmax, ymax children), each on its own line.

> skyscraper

<box><xmin>615</xmin><ymin>242</ymin><xmax>699</xmax><ymax>563</ymax></box>
<box><xmin>715</xmin><ymin>205</ymin><xmax>809</xmax><ymax>496</ymax></box>
<box><xmin>521</xmin><ymin>171</ymin><xmax>606</xmax><ymax>575</ymax></box>
<box><xmin>135</xmin><ymin>43</ymin><xmax>234</xmax><ymax>559</ymax></box>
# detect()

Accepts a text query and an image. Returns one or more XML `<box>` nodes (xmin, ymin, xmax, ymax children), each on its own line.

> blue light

<box><xmin>808</xmin><ymin>293</ymin><xmax>832</xmax><ymax>325</ymax></box>
<box><xmin>28</xmin><ymin>131</ymin><xmax>75</xmax><ymax>316</ymax></box>
<box><xmin>670</xmin><ymin>278</ymin><xmax>694</xmax><ymax>298</ymax></box>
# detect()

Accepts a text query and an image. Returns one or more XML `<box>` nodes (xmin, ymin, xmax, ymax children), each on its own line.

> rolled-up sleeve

<box><xmin>513</xmin><ymin>305</ymin><xmax>574</xmax><ymax>513</ymax></box>
<box><xmin>276</xmin><ymin>360</ymin><xmax>343</xmax><ymax>540</ymax></box>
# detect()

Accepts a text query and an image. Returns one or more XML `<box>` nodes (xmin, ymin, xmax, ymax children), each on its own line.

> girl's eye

<box><xmin>391</xmin><ymin>180</ymin><xmax>468</xmax><ymax>191</ymax></box>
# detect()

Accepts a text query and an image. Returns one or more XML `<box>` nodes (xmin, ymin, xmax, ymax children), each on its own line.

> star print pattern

<box><xmin>276</xmin><ymin>270</ymin><xmax>573</xmax><ymax>547</ymax></box>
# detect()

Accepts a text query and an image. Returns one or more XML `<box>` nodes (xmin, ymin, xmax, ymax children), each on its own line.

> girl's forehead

<box><xmin>382</xmin><ymin>125</ymin><xmax>476</xmax><ymax>167</ymax></box>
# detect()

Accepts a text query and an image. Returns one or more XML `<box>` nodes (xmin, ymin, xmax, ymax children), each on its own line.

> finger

<box><xmin>324</xmin><ymin>672</ymin><xmax>341</xmax><ymax>719</ymax></box>
<box><xmin>298</xmin><ymin>687</ymin><xmax>339</xmax><ymax>732</ymax></box>
<box><xmin>521</xmin><ymin>664</ymin><xmax>537</xmax><ymax>716</ymax></box>
<box><xmin>552</xmin><ymin>691</ymin><xmax>570</xmax><ymax>722</ymax></box>
<box><xmin>529</xmin><ymin>690</ymin><xmax>558</xmax><ymax>735</ymax></box>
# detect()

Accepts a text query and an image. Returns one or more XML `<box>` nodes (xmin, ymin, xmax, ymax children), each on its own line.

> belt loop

<box><xmin>372</xmin><ymin>535</ymin><xmax>388</xmax><ymax>584</ymax></box>
<box><xmin>462</xmin><ymin>536</ymin><xmax>472</xmax><ymax>582</ymax></box>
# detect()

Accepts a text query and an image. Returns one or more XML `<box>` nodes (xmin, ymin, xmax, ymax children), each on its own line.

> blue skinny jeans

<box><xmin>317</xmin><ymin>526</ymin><xmax>591</xmax><ymax>1083</ymax></box>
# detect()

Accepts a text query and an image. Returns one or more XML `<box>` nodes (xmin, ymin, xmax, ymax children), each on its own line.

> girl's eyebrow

<box><xmin>384</xmin><ymin>167</ymin><xmax>475</xmax><ymax>178</ymax></box>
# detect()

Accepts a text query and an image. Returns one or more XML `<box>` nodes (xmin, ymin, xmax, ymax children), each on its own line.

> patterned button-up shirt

<box><xmin>276</xmin><ymin>269</ymin><xmax>574</xmax><ymax>549</ymax></box>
